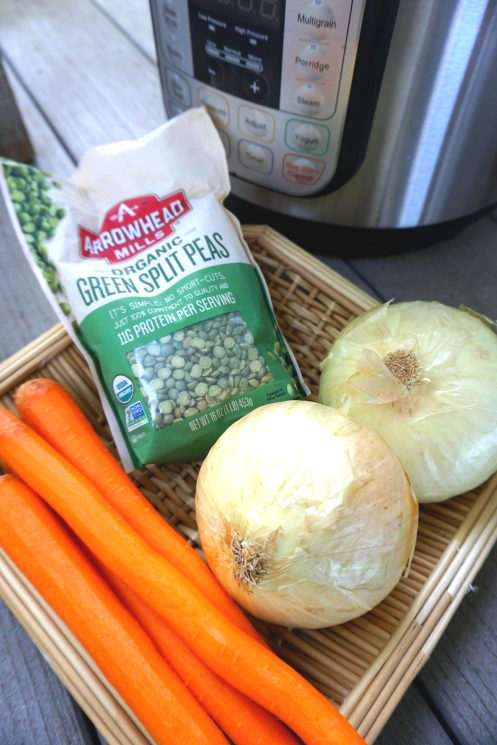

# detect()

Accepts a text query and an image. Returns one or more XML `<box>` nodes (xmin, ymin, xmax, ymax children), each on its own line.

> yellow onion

<box><xmin>195</xmin><ymin>401</ymin><xmax>417</xmax><ymax>629</ymax></box>
<box><xmin>319</xmin><ymin>301</ymin><xmax>497</xmax><ymax>503</ymax></box>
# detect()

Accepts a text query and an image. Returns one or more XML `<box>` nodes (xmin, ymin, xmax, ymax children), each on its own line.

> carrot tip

<box><xmin>14</xmin><ymin>378</ymin><xmax>58</xmax><ymax>406</ymax></box>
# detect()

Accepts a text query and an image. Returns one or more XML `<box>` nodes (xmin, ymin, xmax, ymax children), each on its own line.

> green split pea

<box><xmin>126</xmin><ymin>312</ymin><xmax>274</xmax><ymax>429</ymax></box>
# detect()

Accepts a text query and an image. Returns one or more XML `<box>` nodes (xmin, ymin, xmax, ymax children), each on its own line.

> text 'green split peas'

<box><xmin>126</xmin><ymin>312</ymin><xmax>274</xmax><ymax>428</ymax></box>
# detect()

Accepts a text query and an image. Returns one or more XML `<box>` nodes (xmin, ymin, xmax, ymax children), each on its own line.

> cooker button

<box><xmin>216</xmin><ymin>129</ymin><xmax>231</xmax><ymax>158</ymax></box>
<box><xmin>238</xmin><ymin>140</ymin><xmax>273</xmax><ymax>174</ymax></box>
<box><xmin>282</xmin><ymin>155</ymin><xmax>325</xmax><ymax>185</ymax></box>
<box><xmin>162</xmin><ymin>3</ymin><xmax>178</xmax><ymax>32</ymax></box>
<box><xmin>167</xmin><ymin>100</ymin><xmax>187</xmax><ymax>118</ymax></box>
<box><xmin>207</xmin><ymin>59</ymin><xmax>227</xmax><ymax>89</ymax></box>
<box><xmin>286</xmin><ymin>121</ymin><xmax>328</xmax><ymax>154</ymax></box>
<box><xmin>198</xmin><ymin>88</ymin><xmax>230</xmax><ymax>127</ymax></box>
<box><xmin>295</xmin><ymin>44</ymin><xmax>330</xmax><ymax>81</ymax></box>
<box><xmin>294</xmin><ymin>83</ymin><xmax>324</xmax><ymax>116</ymax></box>
<box><xmin>243</xmin><ymin>74</ymin><xmax>268</xmax><ymax>102</ymax></box>
<box><xmin>299</xmin><ymin>1</ymin><xmax>337</xmax><ymax>40</ymax></box>
<box><xmin>238</xmin><ymin>105</ymin><xmax>275</xmax><ymax>142</ymax></box>
<box><xmin>165</xmin><ymin>70</ymin><xmax>191</xmax><ymax>107</ymax></box>
<box><xmin>164</xmin><ymin>40</ymin><xmax>185</xmax><ymax>67</ymax></box>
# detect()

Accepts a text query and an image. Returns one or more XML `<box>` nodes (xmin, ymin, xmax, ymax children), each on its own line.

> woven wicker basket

<box><xmin>1</xmin><ymin>225</ymin><xmax>497</xmax><ymax>745</ymax></box>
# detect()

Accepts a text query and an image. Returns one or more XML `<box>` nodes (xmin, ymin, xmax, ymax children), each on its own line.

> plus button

<box><xmin>244</xmin><ymin>74</ymin><xmax>268</xmax><ymax>102</ymax></box>
<box><xmin>249</xmin><ymin>80</ymin><xmax>260</xmax><ymax>96</ymax></box>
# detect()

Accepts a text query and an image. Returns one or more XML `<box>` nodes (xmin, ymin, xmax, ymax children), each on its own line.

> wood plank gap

<box><xmin>415</xmin><ymin>677</ymin><xmax>468</xmax><ymax>745</ymax></box>
<box><xmin>2</xmin><ymin>55</ymin><xmax>77</xmax><ymax>166</ymax></box>
<box><xmin>78</xmin><ymin>712</ymin><xmax>104</xmax><ymax>745</ymax></box>
<box><xmin>342</xmin><ymin>260</ymin><xmax>386</xmax><ymax>303</ymax></box>
<box><xmin>88</xmin><ymin>0</ymin><xmax>156</xmax><ymax>64</ymax></box>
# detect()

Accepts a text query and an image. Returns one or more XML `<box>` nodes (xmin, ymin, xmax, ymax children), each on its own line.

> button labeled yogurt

<box><xmin>286</xmin><ymin>120</ymin><xmax>330</xmax><ymax>155</ymax></box>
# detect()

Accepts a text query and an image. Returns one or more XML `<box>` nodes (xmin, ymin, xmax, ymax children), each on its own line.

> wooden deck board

<box><xmin>417</xmin><ymin>546</ymin><xmax>497</xmax><ymax>745</ymax></box>
<box><xmin>91</xmin><ymin>0</ymin><xmax>156</xmax><ymax>60</ymax></box>
<box><xmin>0</xmin><ymin>0</ymin><xmax>163</xmax><ymax>158</ymax></box>
<box><xmin>0</xmin><ymin>602</ymin><xmax>99</xmax><ymax>745</ymax></box>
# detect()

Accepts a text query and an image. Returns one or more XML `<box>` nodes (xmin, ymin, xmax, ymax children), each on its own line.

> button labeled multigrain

<box><xmin>285</xmin><ymin>120</ymin><xmax>330</xmax><ymax>155</ymax></box>
<box><xmin>295</xmin><ymin>44</ymin><xmax>329</xmax><ymax>81</ymax></box>
<box><xmin>295</xmin><ymin>83</ymin><xmax>324</xmax><ymax>116</ymax></box>
<box><xmin>238</xmin><ymin>140</ymin><xmax>273</xmax><ymax>174</ymax></box>
<box><xmin>298</xmin><ymin>1</ymin><xmax>337</xmax><ymax>40</ymax></box>
<box><xmin>283</xmin><ymin>154</ymin><xmax>325</xmax><ymax>185</ymax></box>
<box><xmin>238</xmin><ymin>105</ymin><xmax>275</xmax><ymax>143</ymax></box>
<box><xmin>198</xmin><ymin>88</ymin><xmax>230</xmax><ymax>127</ymax></box>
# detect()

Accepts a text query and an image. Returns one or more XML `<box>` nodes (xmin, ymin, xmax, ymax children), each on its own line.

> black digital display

<box><xmin>192</xmin><ymin>0</ymin><xmax>282</xmax><ymax>30</ymax></box>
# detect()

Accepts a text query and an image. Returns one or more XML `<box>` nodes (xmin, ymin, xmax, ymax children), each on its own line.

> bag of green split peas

<box><xmin>1</xmin><ymin>110</ymin><xmax>308</xmax><ymax>467</ymax></box>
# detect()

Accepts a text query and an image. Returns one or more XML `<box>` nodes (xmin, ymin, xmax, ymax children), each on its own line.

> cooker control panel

<box><xmin>151</xmin><ymin>0</ymin><xmax>367</xmax><ymax>196</ymax></box>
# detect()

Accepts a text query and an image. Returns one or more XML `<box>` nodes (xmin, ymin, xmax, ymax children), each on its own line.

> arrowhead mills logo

<box><xmin>79</xmin><ymin>191</ymin><xmax>191</xmax><ymax>264</ymax></box>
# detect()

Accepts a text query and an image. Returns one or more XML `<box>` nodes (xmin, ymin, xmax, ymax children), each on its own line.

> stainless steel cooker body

<box><xmin>151</xmin><ymin>0</ymin><xmax>497</xmax><ymax>228</ymax></box>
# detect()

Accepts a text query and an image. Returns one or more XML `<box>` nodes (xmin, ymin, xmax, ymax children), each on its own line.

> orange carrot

<box><xmin>0</xmin><ymin>407</ymin><xmax>365</xmax><ymax>745</ymax></box>
<box><xmin>0</xmin><ymin>474</ymin><xmax>228</xmax><ymax>745</ymax></box>
<box><xmin>98</xmin><ymin>562</ymin><xmax>299</xmax><ymax>745</ymax></box>
<box><xmin>15</xmin><ymin>378</ymin><xmax>260</xmax><ymax>642</ymax></box>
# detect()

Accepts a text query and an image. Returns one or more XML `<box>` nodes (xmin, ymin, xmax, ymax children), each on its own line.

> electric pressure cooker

<box><xmin>150</xmin><ymin>0</ymin><xmax>497</xmax><ymax>231</ymax></box>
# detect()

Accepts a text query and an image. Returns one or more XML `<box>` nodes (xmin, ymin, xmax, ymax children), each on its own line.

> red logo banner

<box><xmin>79</xmin><ymin>191</ymin><xmax>190</xmax><ymax>264</ymax></box>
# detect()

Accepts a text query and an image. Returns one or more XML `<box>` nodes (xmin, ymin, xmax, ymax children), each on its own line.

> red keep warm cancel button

<box><xmin>282</xmin><ymin>154</ymin><xmax>325</xmax><ymax>185</ymax></box>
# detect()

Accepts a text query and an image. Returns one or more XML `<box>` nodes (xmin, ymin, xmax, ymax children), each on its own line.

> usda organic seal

<box><xmin>112</xmin><ymin>374</ymin><xmax>134</xmax><ymax>404</ymax></box>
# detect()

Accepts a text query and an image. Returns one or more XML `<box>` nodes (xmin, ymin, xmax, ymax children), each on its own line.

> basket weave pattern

<box><xmin>1</xmin><ymin>226</ymin><xmax>496</xmax><ymax>744</ymax></box>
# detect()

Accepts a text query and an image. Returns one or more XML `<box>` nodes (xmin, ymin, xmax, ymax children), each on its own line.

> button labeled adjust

<box><xmin>238</xmin><ymin>140</ymin><xmax>273</xmax><ymax>174</ymax></box>
<box><xmin>238</xmin><ymin>105</ymin><xmax>275</xmax><ymax>143</ymax></box>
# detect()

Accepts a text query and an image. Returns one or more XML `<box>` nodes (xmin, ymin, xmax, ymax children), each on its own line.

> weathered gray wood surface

<box><xmin>0</xmin><ymin>1</ymin><xmax>496</xmax><ymax>744</ymax></box>
<box><xmin>418</xmin><ymin>547</ymin><xmax>497</xmax><ymax>745</ymax></box>
<box><xmin>1</xmin><ymin>604</ymin><xmax>99</xmax><ymax>745</ymax></box>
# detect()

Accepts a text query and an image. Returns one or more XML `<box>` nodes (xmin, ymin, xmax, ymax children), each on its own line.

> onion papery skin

<box><xmin>319</xmin><ymin>301</ymin><xmax>497</xmax><ymax>502</ymax></box>
<box><xmin>195</xmin><ymin>401</ymin><xmax>418</xmax><ymax>629</ymax></box>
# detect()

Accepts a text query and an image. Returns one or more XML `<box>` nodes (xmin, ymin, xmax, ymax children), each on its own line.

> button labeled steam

<box><xmin>295</xmin><ymin>83</ymin><xmax>324</xmax><ymax>116</ymax></box>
